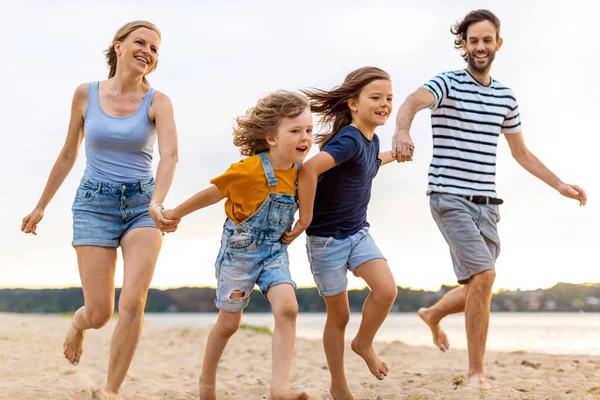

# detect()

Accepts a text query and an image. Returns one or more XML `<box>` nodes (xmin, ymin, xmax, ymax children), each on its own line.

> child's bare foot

<box><xmin>269</xmin><ymin>388</ymin><xmax>309</xmax><ymax>400</ymax></box>
<box><xmin>330</xmin><ymin>384</ymin><xmax>355</xmax><ymax>400</ymax></box>
<box><xmin>467</xmin><ymin>374</ymin><xmax>494</xmax><ymax>390</ymax></box>
<box><xmin>418</xmin><ymin>307</ymin><xmax>449</xmax><ymax>352</ymax></box>
<box><xmin>350</xmin><ymin>339</ymin><xmax>388</xmax><ymax>380</ymax></box>
<box><xmin>63</xmin><ymin>322</ymin><xmax>85</xmax><ymax>365</ymax></box>
<box><xmin>199</xmin><ymin>379</ymin><xmax>217</xmax><ymax>400</ymax></box>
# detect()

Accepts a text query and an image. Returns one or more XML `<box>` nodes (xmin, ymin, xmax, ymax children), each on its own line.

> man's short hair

<box><xmin>451</xmin><ymin>9</ymin><xmax>501</xmax><ymax>61</ymax></box>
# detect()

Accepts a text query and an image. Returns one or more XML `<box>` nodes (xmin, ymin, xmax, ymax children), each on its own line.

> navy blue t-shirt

<box><xmin>307</xmin><ymin>125</ymin><xmax>382</xmax><ymax>239</ymax></box>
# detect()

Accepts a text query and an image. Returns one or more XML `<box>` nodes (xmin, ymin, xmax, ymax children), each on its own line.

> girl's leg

<box><xmin>199</xmin><ymin>309</ymin><xmax>243</xmax><ymax>400</ymax></box>
<box><xmin>352</xmin><ymin>259</ymin><xmax>397</xmax><ymax>380</ymax></box>
<box><xmin>106</xmin><ymin>227</ymin><xmax>162</xmax><ymax>396</ymax></box>
<box><xmin>64</xmin><ymin>246</ymin><xmax>117</xmax><ymax>365</ymax></box>
<box><xmin>322</xmin><ymin>291</ymin><xmax>354</xmax><ymax>400</ymax></box>
<box><xmin>266</xmin><ymin>284</ymin><xmax>308</xmax><ymax>400</ymax></box>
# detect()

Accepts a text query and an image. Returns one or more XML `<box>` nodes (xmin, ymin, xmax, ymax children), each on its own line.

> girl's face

<box><xmin>114</xmin><ymin>28</ymin><xmax>160</xmax><ymax>77</ymax></box>
<box><xmin>350</xmin><ymin>79</ymin><xmax>393</xmax><ymax>128</ymax></box>
<box><xmin>268</xmin><ymin>107</ymin><xmax>313</xmax><ymax>165</ymax></box>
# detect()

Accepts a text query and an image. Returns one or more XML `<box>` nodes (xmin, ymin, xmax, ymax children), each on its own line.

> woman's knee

<box><xmin>217</xmin><ymin>314</ymin><xmax>242</xmax><ymax>337</ymax></box>
<box><xmin>86</xmin><ymin>304</ymin><xmax>113</xmax><ymax>329</ymax></box>
<box><xmin>118</xmin><ymin>293</ymin><xmax>147</xmax><ymax>321</ymax></box>
<box><xmin>327</xmin><ymin>309</ymin><xmax>350</xmax><ymax>330</ymax></box>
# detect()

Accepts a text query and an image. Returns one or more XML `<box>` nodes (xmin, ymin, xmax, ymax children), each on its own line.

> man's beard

<box><xmin>467</xmin><ymin>50</ymin><xmax>496</xmax><ymax>73</ymax></box>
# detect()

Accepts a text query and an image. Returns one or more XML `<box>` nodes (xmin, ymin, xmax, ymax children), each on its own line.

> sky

<box><xmin>1</xmin><ymin>0</ymin><xmax>598</xmax><ymax>291</ymax></box>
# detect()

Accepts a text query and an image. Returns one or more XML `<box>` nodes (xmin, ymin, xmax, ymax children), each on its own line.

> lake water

<box><xmin>145</xmin><ymin>312</ymin><xmax>600</xmax><ymax>355</ymax></box>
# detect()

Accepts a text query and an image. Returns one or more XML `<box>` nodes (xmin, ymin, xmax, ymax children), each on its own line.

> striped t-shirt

<box><xmin>423</xmin><ymin>69</ymin><xmax>521</xmax><ymax>197</ymax></box>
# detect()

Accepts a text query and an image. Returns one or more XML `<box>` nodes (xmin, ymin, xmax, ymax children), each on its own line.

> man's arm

<box><xmin>505</xmin><ymin>132</ymin><xmax>587</xmax><ymax>205</ymax></box>
<box><xmin>392</xmin><ymin>87</ymin><xmax>435</xmax><ymax>162</ymax></box>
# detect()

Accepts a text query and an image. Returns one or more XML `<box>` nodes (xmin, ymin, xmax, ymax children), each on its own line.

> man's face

<box><xmin>462</xmin><ymin>20</ymin><xmax>503</xmax><ymax>74</ymax></box>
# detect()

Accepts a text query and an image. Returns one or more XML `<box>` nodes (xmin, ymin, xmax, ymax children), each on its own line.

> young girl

<box><xmin>162</xmin><ymin>91</ymin><xmax>312</xmax><ymax>400</ymax></box>
<box><xmin>283</xmin><ymin>67</ymin><xmax>401</xmax><ymax>399</ymax></box>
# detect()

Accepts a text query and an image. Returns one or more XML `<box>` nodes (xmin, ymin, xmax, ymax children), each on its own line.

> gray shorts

<box><xmin>429</xmin><ymin>192</ymin><xmax>501</xmax><ymax>284</ymax></box>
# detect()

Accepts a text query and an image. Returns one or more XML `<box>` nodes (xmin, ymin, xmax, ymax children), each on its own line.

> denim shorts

<box><xmin>306</xmin><ymin>227</ymin><xmax>385</xmax><ymax>297</ymax></box>
<box><xmin>213</xmin><ymin>219</ymin><xmax>296</xmax><ymax>313</ymax></box>
<box><xmin>429</xmin><ymin>192</ymin><xmax>501</xmax><ymax>284</ymax></box>
<box><xmin>71</xmin><ymin>177</ymin><xmax>158</xmax><ymax>247</ymax></box>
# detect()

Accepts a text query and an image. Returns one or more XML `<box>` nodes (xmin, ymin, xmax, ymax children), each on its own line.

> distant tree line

<box><xmin>1</xmin><ymin>283</ymin><xmax>599</xmax><ymax>314</ymax></box>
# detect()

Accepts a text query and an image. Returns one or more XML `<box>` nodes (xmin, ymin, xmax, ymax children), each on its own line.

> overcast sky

<box><xmin>1</xmin><ymin>0</ymin><xmax>598</xmax><ymax>291</ymax></box>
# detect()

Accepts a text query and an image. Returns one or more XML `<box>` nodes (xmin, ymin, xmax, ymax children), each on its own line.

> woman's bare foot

<box><xmin>269</xmin><ymin>388</ymin><xmax>309</xmax><ymax>400</ymax></box>
<box><xmin>199</xmin><ymin>378</ymin><xmax>217</xmax><ymax>400</ymax></box>
<box><xmin>91</xmin><ymin>387</ymin><xmax>125</xmax><ymax>399</ymax></box>
<box><xmin>63</xmin><ymin>322</ymin><xmax>85</xmax><ymax>365</ymax></box>
<box><xmin>330</xmin><ymin>384</ymin><xmax>355</xmax><ymax>400</ymax></box>
<box><xmin>418</xmin><ymin>307</ymin><xmax>449</xmax><ymax>352</ymax></box>
<box><xmin>350</xmin><ymin>339</ymin><xmax>388</xmax><ymax>380</ymax></box>
<box><xmin>467</xmin><ymin>374</ymin><xmax>494</xmax><ymax>390</ymax></box>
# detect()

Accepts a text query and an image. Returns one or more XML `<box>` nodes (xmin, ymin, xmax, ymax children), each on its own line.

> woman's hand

<box><xmin>22</xmin><ymin>207</ymin><xmax>45</xmax><ymax>235</ymax></box>
<box><xmin>149</xmin><ymin>204</ymin><xmax>180</xmax><ymax>233</ymax></box>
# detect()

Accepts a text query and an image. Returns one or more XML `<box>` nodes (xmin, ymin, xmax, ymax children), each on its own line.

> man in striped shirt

<box><xmin>391</xmin><ymin>9</ymin><xmax>587</xmax><ymax>389</ymax></box>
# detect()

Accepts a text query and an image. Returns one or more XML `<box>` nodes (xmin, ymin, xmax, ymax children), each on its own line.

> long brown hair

<box><xmin>232</xmin><ymin>91</ymin><xmax>310</xmax><ymax>156</ymax></box>
<box><xmin>104</xmin><ymin>21</ymin><xmax>161</xmax><ymax>86</ymax></box>
<box><xmin>451</xmin><ymin>10</ymin><xmax>501</xmax><ymax>61</ymax></box>
<box><xmin>302</xmin><ymin>67</ymin><xmax>390</xmax><ymax>149</ymax></box>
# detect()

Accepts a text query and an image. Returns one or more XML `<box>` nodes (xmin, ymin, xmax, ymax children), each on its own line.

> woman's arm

<box><xmin>281</xmin><ymin>152</ymin><xmax>337</xmax><ymax>244</ymax></box>
<box><xmin>21</xmin><ymin>84</ymin><xmax>87</xmax><ymax>235</ymax></box>
<box><xmin>162</xmin><ymin>185</ymin><xmax>224</xmax><ymax>220</ymax></box>
<box><xmin>148</xmin><ymin>92</ymin><xmax>180</xmax><ymax>232</ymax></box>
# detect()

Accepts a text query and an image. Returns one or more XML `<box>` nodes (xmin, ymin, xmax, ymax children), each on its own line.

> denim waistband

<box><xmin>79</xmin><ymin>177</ymin><xmax>154</xmax><ymax>194</ymax></box>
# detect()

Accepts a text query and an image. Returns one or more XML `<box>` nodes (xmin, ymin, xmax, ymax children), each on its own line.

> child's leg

<box><xmin>199</xmin><ymin>309</ymin><xmax>243</xmax><ymax>400</ymax></box>
<box><xmin>265</xmin><ymin>284</ymin><xmax>308</xmax><ymax>400</ymax></box>
<box><xmin>322</xmin><ymin>291</ymin><xmax>354</xmax><ymax>400</ymax></box>
<box><xmin>352</xmin><ymin>258</ymin><xmax>397</xmax><ymax>380</ymax></box>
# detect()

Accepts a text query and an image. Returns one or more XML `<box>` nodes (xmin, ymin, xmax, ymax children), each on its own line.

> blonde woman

<box><xmin>21</xmin><ymin>21</ymin><xmax>178</xmax><ymax>398</ymax></box>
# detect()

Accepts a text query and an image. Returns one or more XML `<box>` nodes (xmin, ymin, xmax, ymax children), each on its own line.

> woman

<box><xmin>21</xmin><ymin>20</ymin><xmax>178</xmax><ymax>399</ymax></box>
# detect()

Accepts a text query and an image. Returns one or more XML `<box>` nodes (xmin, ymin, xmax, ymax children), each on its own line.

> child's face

<box><xmin>269</xmin><ymin>108</ymin><xmax>313</xmax><ymax>164</ymax></box>
<box><xmin>351</xmin><ymin>79</ymin><xmax>393</xmax><ymax>128</ymax></box>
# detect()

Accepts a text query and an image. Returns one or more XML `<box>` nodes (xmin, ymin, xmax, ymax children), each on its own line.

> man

<box><xmin>391</xmin><ymin>9</ymin><xmax>587</xmax><ymax>389</ymax></box>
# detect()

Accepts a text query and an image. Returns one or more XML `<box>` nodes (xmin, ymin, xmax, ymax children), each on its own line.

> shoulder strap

<box><xmin>258</xmin><ymin>152</ymin><xmax>278</xmax><ymax>187</ymax></box>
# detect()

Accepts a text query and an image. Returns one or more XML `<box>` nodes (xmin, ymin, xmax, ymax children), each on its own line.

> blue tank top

<box><xmin>82</xmin><ymin>81</ymin><xmax>157</xmax><ymax>183</ymax></box>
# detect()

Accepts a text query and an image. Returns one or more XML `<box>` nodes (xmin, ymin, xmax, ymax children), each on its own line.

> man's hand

<box><xmin>391</xmin><ymin>132</ymin><xmax>415</xmax><ymax>162</ymax></box>
<box><xmin>281</xmin><ymin>219</ymin><xmax>309</xmax><ymax>244</ymax></box>
<box><xmin>557</xmin><ymin>183</ymin><xmax>587</xmax><ymax>206</ymax></box>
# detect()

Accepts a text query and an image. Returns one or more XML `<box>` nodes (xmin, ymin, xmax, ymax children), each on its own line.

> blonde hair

<box><xmin>233</xmin><ymin>91</ymin><xmax>310</xmax><ymax>156</ymax></box>
<box><xmin>302</xmin><ymin>67</ymin><xmax>390</xmax><ymax>149</ymax></box>
<box><xmin>104</xmin><ymin>21</ymin><xmax>161</xmax><ymax>86</ymax></box>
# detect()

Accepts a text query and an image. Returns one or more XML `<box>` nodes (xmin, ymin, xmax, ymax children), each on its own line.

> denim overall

<box><xmin>214</xmin><ymin>152</ymin><xmax>300</xmax><ymax>312</ymax></box>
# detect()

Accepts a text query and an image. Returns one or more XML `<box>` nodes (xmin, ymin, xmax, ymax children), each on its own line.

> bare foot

<box><xmin>467</xmin><ymin>374</ymin><xmax>494</xmax><ymax>390</ymax></box>
<box><xmin>63</xmin><ymin>322</ymin><xmax>85</xmax><ymax>365</ymax></box>
<box><xmin>330</xmin><ymin>384</ymin><xmax>355</xmax><ymax>400</ymax></box>
<box><xmin>418</xmin><ymin>307</ymin><xmax>449</xmax><ymax>352</ymax></box>
<box><xmin>269</xmin><ymin>388</ymin><xmax>309</xmax><ymax>400</ymax></box>
<box><xmin>91</xmin><ymin>387</ymin><xmax>125</xmax><ymax>399</ymax></box>
<box><xmin>350</xmin><ymin>339</ymin><xmax>388</xmax><ymax>380</ymax></box>
<box><xmin>199</xmin><ymin>379</ymin><xmax>217</xmax><ymax>400</ymax></box>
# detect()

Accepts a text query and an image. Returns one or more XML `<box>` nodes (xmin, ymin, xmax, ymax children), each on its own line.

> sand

<box><xmin>0</xmin><ymin>313</ymin><xmax>599</xmax><ymax>399</ymax></box>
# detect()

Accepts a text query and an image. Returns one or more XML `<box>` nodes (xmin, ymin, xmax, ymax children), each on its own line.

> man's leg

<box><xmin>418</xmin><ymin>285</ymin><xmax>467</xmax><ymax>351</ymax></box>
<box><xmin>465</xmin><ymin>269</ymin><xmax>495</xmax><ymax>388</ymax></box>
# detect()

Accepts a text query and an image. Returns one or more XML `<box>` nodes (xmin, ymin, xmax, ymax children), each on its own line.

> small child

<box><xmin>162</xmin><ymin>91</ymin><xmax>312</xmax><ymax>400</ymax></box>
<box><xmin>283</xmin><ymin>67</ymin><xmax>401</xmax><ymax>399</ymax></box>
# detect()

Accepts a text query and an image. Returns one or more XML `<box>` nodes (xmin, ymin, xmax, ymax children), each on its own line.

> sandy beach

<box><xmin>1</xmin><ymin>313</ymin><xmax>599</xmax><ymax>399</ymax></box>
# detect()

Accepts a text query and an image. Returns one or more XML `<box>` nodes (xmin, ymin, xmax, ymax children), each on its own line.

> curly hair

<box><xmin>232</xmin><ymin>91</ymin><xmax>310</xmax><ymax>156</ymax></box>
<box><xmin>451</xmin><ymin>10</ymin><xmax>501</xmax><ymax>61</ymax></box>
<box><xmin>301</xmin><ymin>66</ymin><xmax>390</xmax><ymax>150</ymax></box>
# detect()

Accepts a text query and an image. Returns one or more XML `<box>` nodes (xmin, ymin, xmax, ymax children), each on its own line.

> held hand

<box><xmin>557</xmin><ymin>183</ymin><xmax>587</xmax><ymax>206</ymax></box>
<box><xmin>22</xmin><ymin>207</ymin><xmax>45</xmax><ymax>235</ymax></box>
<box><xmin>149</xmin><ymin>204</ymin><xmax>180</xmax><ymax>233</ymax></box>
<box><xmin>281</xmin><ymin>219</ymin><xmax>309</xmax><ymax>245</ymax></box>
<box><xmin>160</xmin><ymin>208</ymin><xmax>178</xmax><ymax>221</ymax></box>
<box><xmin>391</xmin><ymin>133</ymin><xmax>415</xmax><ymax>163</ymax></box>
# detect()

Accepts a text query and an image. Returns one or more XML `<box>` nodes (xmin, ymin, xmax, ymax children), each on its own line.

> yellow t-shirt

<box><xmin>210</xmin><ymin>155</ymin><xmax>297</xmax><ymax>224</ymax></box>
